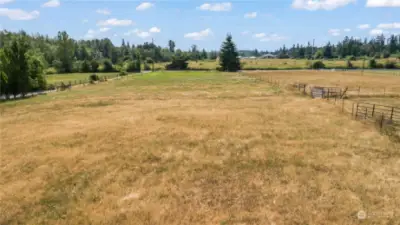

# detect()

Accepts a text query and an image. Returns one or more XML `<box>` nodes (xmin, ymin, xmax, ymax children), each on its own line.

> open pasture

<box><xmin>167</xmin><ymin>58</ymin><xmax>400</xmax><ymax>70</ymax></box>
<box><xmin>1</xmin><ymin>71</ymin><xmax>399</xmax><ymax>224</ymax></box>
<box><xmin>246</xmin><ymin>70</ymin><xmax>400</xmax><ymax>97</ymax></box>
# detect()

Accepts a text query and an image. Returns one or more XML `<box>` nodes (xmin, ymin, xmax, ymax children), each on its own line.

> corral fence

<box><xmin>352</xmin><ymin>102</ymin><xmax>400</xmax><ymax>127</ymax></box>
<box><xmin>291</xmin><ymin>82</ymin><xmax>400</xmax><ymax>140</ymax></box>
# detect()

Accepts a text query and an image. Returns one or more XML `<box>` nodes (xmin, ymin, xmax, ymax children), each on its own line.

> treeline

<box><xmin>0</xmin><ymin>30</ymin><xmax>218</xmax><ymax>75</ymax></box>
<box><xmin>246</xmin><ymin>35</ymin><xmax>400</xmax><ymax>59</ymax></box>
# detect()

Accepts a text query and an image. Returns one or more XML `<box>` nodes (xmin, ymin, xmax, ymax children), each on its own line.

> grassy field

<box><xmin>46</xmin><ymin>72</ymin><xmax>120</xmax><ymax>85</ymax></box>
<box><xmin>246</xmin><ymin>70</ymin><xmax>400</xmax><ymax>96</ymax></box>
<box><xmin>154</xmin><ymin>58</ymin><xmax>400</xmax><ymax>70</ymax></box>
<box><xmin>1</xmin><ymin>71</ymin><xmax>400</xmax><ymax>224</ymax></box>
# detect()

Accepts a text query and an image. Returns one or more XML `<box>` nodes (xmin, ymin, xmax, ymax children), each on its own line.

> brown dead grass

<box><xmin>246</xmin><ymin>70</ymin><xmax>400</xmax><ymax>96</ymax></box>
<box><xmin>1</xmin><ymin>72</ymin><xmax>399</xmax><ymax>224</ymax></box>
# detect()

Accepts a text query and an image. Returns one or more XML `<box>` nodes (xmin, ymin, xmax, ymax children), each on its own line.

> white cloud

<box><xmin>136</xmin><ymin>30</ymin><xmax>151</xmax><ymax>38</ymax></box>
<box><xmin>97</xmin><ymin>18</ymin><xmax>134</xmax><ymax>26</ymax></box>
<box><xmin>344</xmin><ymin>28</ymin><xmax>351</xmax><ymax>32</ymax></box>
<box><xmin>0</xmin><ymin>0</ymin><xmax>14</xmax><ymax>5</ymax></box>
<box><xmin>377</xmin><ymin>22</ymin><xmax>400</xmax><ymax>29</ymax></box>
<box><xmin>0</xmin><ymin>8</ymin><xmax>39</xmax><ymax>20</ymax></box>
<box><xmin>260</xmin><ymin>34</ymin><xmax>287</xmax><ymax>42</ymax></box>
<box><xmin>370</xmin><ymin>29</ymin><xmax>384</xmax><ymax>35</ymax></box>
<box><xmin>366</xmin><ymin>0</ymin><xmax>400</xmax><ymax>7</ymax></box>
<box><xmin>149</xmin><ymin>26</ymin><xmax>160</xmax><ymax>33</ymax></box>
<box><xmin>113</xmin><ymin>34</ymin><xmax>118</xmax><ymax>37</ymax></box>
<box><xmin>252</xmin><ymin>32</ymin><xmax>286</xmax><ymax>42</ymax></box>
<box><xmin>42</xmin><ymin>0</ymin><xmax>60</xmax><ymax>8</ymax></box>
<box><xmin>124</xmin><ymin>28</ymin><xmax>153</xmax><ymax>39</ymax></box>
<box><xmin>241</xmin><ymin>31</ymin><xmax>249</xmax><ymax>35</ymax></box>
<box><xmin>82</xmin><ymin>19</ymin><xmax>88</xmax><ymax>23</ymax></box>
<box><xmin>253</xmin><ymin>33</ymin><xmax>266</xmax><ymax>38</ymax></box>
<box><xmin>96</xmin><ymin>9</ymin><xmax>111</xmax><ymax>15</ymax></box>
<box><xmin>328</xmin><ymin>28</ymin><xmax>341</xmax><ymax>36</ymax></box>
<box><xmin>84</xmin><ymin>29</ymin><xmax>96</xmax><ymax>39</ymax></box>
<box><xmin>184</xmin><ymin>28</ymin><xmax>213</xmax><ymax>40</ymax></box>
<box><xmin>197</xmin><ymin>2</ymin><xmax>232</xmax><ymax>11</ymax></box>
<box><xmin>244</xmin><ymin>12</ymin><xmax>257</xmax><ymax>18</ymax></box>
<box><xmin>136</xmin><ymin>2</ymin><xmax>154</xmax><ymax>11</ymax></box>
<box><xmin>358</xmin><ymin>24</ymin><xmax>370</xmax><ymax>29</ymax></box>
<box><xmin>99</xmin><ymin>27</ymin><xmax>110</xmax><ymax>32</ymax></box>
<box><xmin>292</xmin><ymin>0</ymin><xmax>355</xmax><ymax>10</ymax></box>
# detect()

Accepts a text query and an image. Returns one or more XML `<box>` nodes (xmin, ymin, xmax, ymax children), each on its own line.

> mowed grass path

<box><xmin>1</xmin><ymin>71</ymin><xmax>399</xmax><ymax>224</ymax></box>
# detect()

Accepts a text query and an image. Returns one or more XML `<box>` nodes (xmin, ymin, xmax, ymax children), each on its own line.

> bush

<box><xmin>47</xmin><ymin>83</ymin><xmax>56</xmax><ymax>90</ymax></box>
<box><xmin>346</xmin><ymin>55</ymin><xmax>356</xmax><ymax>61</ymax></box>
<box><xmin>310</xmin><ymin>61</ymin><xmax>325</xmax><ymax>69</ymax></box>
<box><xmin>145</xmin><ymin>57</ymin><xmax>154</xmax><ymax>64</ymax></box>
<box><xmin>89</xmin><ymin>74</ymin><xmax>99</xmax><ymax>83</ymax></box>
<box><xmin>91</xmin><ymin>60</ymin><xmax>99</xmax><ymax>72</ymax></box>
<box><xmin>125</xmin><ymin>60</ymin><xmax>141</xmax><ymax>72</ymax></box>
<box><xmin>52</xmin><ymin>59</ymin><xmax>63</xmax><ymax>73</ymax></box>
<box><xmin>119</xmin><ymin>71</ymin><xmax>128</xmax><ymax>76</ymax></box>
<box><xmin>374</xmin><ymin>53</ymin><xmax>381</xmax><ymax>59</ymax></box>
<box><xmin>376</xmin><ymin>63</ymin><xmax>384</xmax><ymax>69</ymax></box>
<box><xmin>102</xmin><ymin>59</ymin><xmax>114</xmax><ymax>72</ymax></box>
<box><xmin>144</xmin><ymin>63</ymin><xmax>151</xmax><ymax>70</ymax></box>
<box><xmin>44</xmin><ymin>67</ymin><xmax>57</xmax><ymax>75</ymax></box>
<box><xmin>384</xmin><ymin>61</ymin><xmax>396</xmax><ymax>69</ymax></box>
<box><xmin>382</xmin><ymin>51</ymin><xmax>390</xmax><ymax>59</ymax></box>
<box><xmin>369</xmin><ymin>59</ymin><xmax>377</xmax><ymax>68</ymax></box>
<box><xmin>166</xmin><ymin>55</ymin><xmax>189</xmax><ymax>70</ymax></box>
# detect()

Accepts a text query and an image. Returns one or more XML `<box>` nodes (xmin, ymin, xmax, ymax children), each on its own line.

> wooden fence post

<box><xmin>365</xmin><ymin>107</ymin><xmax>368</xmax><ymax>120</ymax></box>
<box><xmin>383</xmin><ymin>88</ymin><xmax>386</xmax><ymax>96</ymax></box>
<box><xmin>372</xmin><ymin>104</ymin><xmax>375</xmax><ymax>117</ymax></box>
<box><xmin>355</xmin><ymin>103</ymin><xmax>359</xmax><ymax>119</ymax></box>
<box><xmin>327</xmin><ymin>89</ymin><xmax>330</xmax><ymax>100</ymax></box>
<box><xmin>390</xmin><ymin>107</ymin><xmax>394</xmax><ymax>120</ymax></box>
<box><xmin>351</xmin><ymin>102</ymin><xmax>354</xmax><ymax>116</ymax></box>
<box><xmin>358</xmin><ymin>86</ymin><xmax>361</xmax><ymax>96</ymax></box>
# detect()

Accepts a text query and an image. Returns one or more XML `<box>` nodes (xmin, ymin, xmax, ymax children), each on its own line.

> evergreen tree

<box><xmin>219</xmin><ymin>34</ymin><xmax>241</xmax><ymax>72</ymax></box>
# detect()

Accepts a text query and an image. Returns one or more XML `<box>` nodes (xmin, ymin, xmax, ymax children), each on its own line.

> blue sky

<box><xmin>0</xmin><ymin>0</ymin><xmax>399</xmax><ymax>51</ymax></box>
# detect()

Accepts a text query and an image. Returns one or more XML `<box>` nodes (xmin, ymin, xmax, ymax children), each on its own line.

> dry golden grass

<box><xmin>156</xmin><ymin>58</ymin><xmax>400</xmax><ymax>70</ymax></box>
<box><xmin>246</xmin><ymin>70</ymin><xmax>400</xmax><ymax>96</ymax></box>
<box><xmin>1</xmin><ymin>71</ymin><xmax>399</xmax><ymax>224</ymax></box>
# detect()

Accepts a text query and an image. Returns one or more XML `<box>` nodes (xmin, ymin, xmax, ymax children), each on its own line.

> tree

<box><xmin>56</xmin><ymin>31</ymin><xmax>74</xmax><ymax>73</ymax></box>
<box><xmin>134</xmin><ymin>50</ymin><xmax>142</xmax><ymax>72</ymax></box>
<box><xmin>323</xmin><ymin>42</ymin><xmax>333</xmax><ymax>58</ymax></box>
<box><xmin>102</xmin><ymin>59</ymin><xmax>114</xmax><ymax>72</ymax></box>
<box><xmin>0</xmin><ymin>35</ymin><xmax>47</xmax><ymax>97</ymax></box>
<box><xmin>91</xmin><ymin>60</ymin><xmax>99</xmax><ymax>72</ymax></box>
<box><xmin>27</xmin><ymin>53</ymin><xmax>46</xmax><ymax>91</ymax></box>
<box><xmin>219</xmin><ymin>34</ymin><xmax>241</xmax><ymax>72</ymax></box>
<box><xmin>81</xmin><ymin>60</ymin><xmax>91</xmax><ymax>72</ymax></box>
<box><xmin>201</xmin><ymin>49</ymin><xmax>208</xmax><ymax>60</ymax></box>
<box><xmin>168</xmin><ymin>40</ymin><xmax>175</xmax><ymax>53</ymax></box>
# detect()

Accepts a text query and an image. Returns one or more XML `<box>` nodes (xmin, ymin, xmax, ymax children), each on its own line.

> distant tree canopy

<box><xmin>219</xmin><ymin>34</ymin><xmax>241</xmax><ymax>72</ymax></box>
